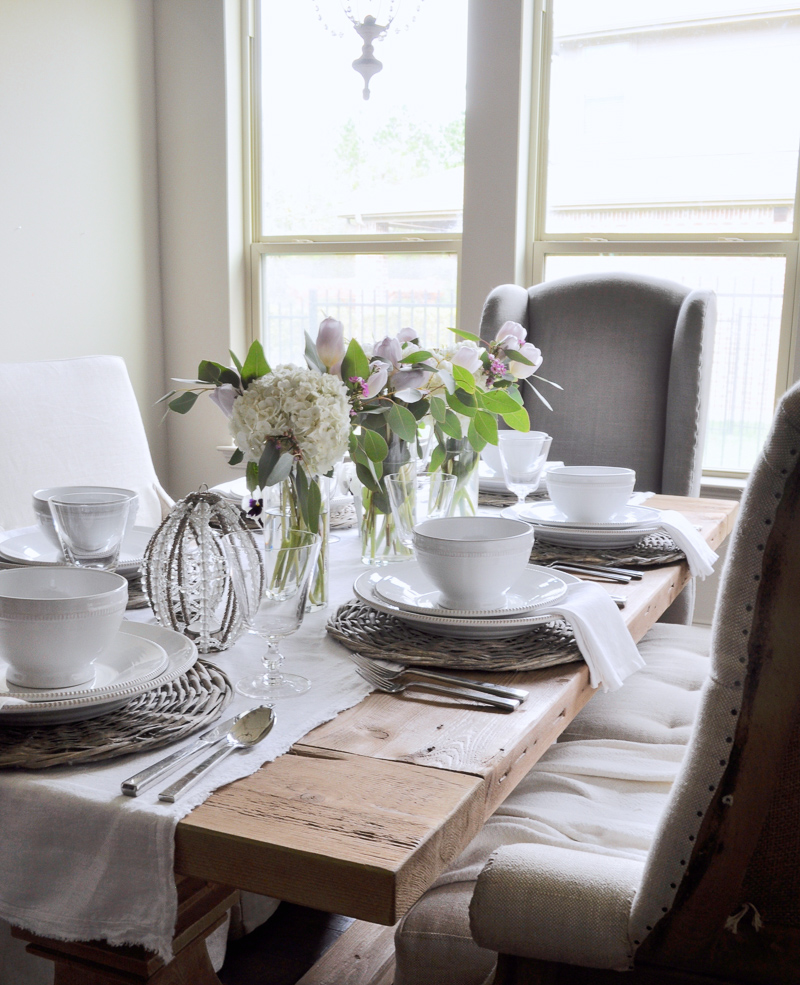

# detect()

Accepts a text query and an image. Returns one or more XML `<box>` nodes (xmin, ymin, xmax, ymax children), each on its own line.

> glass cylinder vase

<box><xmin>438</xmin><ymin>435</ymin><xmax>481</xmax><ymax>516</ymax></box>
<box><xmin>359</xmin><ymin>434</ymin><xmax>415</xmax><ymax>565</ymax></box>
<box><xmin>269</xmin><ymin>469</ymin><xmax>330</xmax><ymax>609</ymax></box>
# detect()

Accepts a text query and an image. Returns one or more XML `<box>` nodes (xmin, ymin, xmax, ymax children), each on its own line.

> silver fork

<box><xmin>352</xmin><ymin>657</ymin><xmax>519</xmax><ymax>713</ymax></box>
<box><xmin>350</xmin><ymin>652</ymin><xmax>528</xmax><ymax>703</ymax></box>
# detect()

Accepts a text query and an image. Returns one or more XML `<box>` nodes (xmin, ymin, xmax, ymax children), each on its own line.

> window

<box><xmin>249</xmin><ymin>0</ymin><xmax>468</xmax><ymax>366</ymax></box>
<box><xmin>532</xmin><ymin>0</ymin><xmax>800</xmax><ymax>477</ymax></box>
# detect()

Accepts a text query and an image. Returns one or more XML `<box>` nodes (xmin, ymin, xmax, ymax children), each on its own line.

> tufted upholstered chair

<box><xmin>480</xmin><ymin>273</ymin><xmax>717</xmax><ymax>625</ymax></box>
<box><xmin>0</xmin><ymin>355</ymin><xmax>172</xmax><ymax>530</ymax></box>
<box><xmin>394</xmin><ymin>379</ymin><xmax>800</xmax><ymax>985</ymax></box>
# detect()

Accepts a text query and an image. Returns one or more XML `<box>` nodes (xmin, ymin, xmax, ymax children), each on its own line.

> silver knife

<box><xmin>120</xmin><ymin>712</ymin><xmax>243</xmax><ymax>797</ymax></box>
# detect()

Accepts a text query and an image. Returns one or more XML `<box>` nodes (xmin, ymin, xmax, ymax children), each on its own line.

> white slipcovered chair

<box><xmin>0</xmin><ymin>355</ymin><xmax>171</xmax><ymax>530</ymax></box>
<box><xmin>395</xmin><ymin>379</ymin><xmax>800</xmax><ymax>985</ymax></box>
<box><xmin>480</xmin><ymin>273</ymin><xmax>717</xmax><ymax>625</ymax></box>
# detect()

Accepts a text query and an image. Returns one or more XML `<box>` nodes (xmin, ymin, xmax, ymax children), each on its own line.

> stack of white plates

<box><xmin>0</xmin><ymin>622</ymin><xmax>198</xmax><ymax>724</ymax></box>
<box><xmin>503</xmin><ymin>502</ymin><xmax>661</xmax><ymax>549</ymax></box>
<box><xmin>0</xmin><ymin>525</ymin><xmax>154</xmax><ymax>579</ymax></box>
<box><xmin>354</xmin><ymin>560</ymin><xmax>577</xmax><ymax>639</ymax></box>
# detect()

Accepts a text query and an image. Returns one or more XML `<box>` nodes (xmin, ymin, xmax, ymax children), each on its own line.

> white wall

<box><xmin>154</xmin><ymin>0</ymin><xmax>246</xmax><ymax>498</ymax></box>
<box><xmin>0</xmin><ymin>0</ymin><xmax>166</xmax><ymax>480</ymax></box>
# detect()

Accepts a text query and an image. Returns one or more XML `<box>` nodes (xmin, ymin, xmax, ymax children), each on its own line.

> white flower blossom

<box><xmin>229</xmin><ymin>365</ymin><xmax>350</xmax><ymax>476</ymax></box>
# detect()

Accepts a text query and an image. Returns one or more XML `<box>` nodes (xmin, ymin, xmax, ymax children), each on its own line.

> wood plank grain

<box><xmin>175</xmin><ymin>751</ymin><xmax>484</xmax><ymax>924</ymax></box>
<box><xmin>294</xmin><ymin>919</ymin><xmax>397</xmax><ymax>985</ymax></box>
<box><xmin>296</xmin><ymin>663</ymin><xmax>594</xmax><ymax>820</ymax></box>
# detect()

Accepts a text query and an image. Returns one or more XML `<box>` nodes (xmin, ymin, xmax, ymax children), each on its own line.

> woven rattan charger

<box><xmin>0</xmin><ymin>659</ymin><xmax>233</xmax><ymax>770</ymax></box>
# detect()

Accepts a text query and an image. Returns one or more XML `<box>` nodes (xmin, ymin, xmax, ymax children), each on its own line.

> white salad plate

<box><xmin>0</xmin><ymin>525</ymin><xmax>154</xmax><ymax>577</ymax></box>
<box><xmin>354</xmin><ymin>569</ymin><xmax>579</xmax><ymax>640</ymax></box>
<box><xmin>373</xmin><ymin>560</ymin><xmax>567</xmax><ymax>618</ymax></box>
<box><xmin>523</xmin><ymin>521</ymin><xmax>661</xmax><ymax>549</ymax></box>
<box><xmin>514</xmin><ymin>502</ymin><xmax>661</xmax><ymax>530</ymax></box>
<box><xmin>0</xmin><ymin>622</ymin><xmax>197</xmax><ymax>723</ymax></box>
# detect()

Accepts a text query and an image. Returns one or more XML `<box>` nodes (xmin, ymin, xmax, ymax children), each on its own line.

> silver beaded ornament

<box><xmin>142</xmin><ymin>489</ymin><xmax>261</xmax><ymax>652</ymax></box>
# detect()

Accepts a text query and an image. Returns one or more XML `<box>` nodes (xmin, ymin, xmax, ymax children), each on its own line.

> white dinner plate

<box><xmin>525</xmin><ymin>521</ymin><xmax>661</xmax><ymax>549</ymax></box>
<box><xmin>354</xmin><ymin>569</ymin><xmax>579</xmax><ymax>639</ymax></box>
<box><xmin>373</xmin><ymin>561</ymin><xmax>567</xmax><ymax>618</ymax></box>
<box><xmin>0</xmin><ymin>622</ymin><xmax>197</xmax><ymax>723</ymax></box>
<box><xmin>513</xmin><ymin>502</ymin><xmax>661</xmax><ymax>530</ymax></box>
<box><xmin>0</xmin><ymin>525</ymin><xmax>154</xmax><ymax>577</ymax></box>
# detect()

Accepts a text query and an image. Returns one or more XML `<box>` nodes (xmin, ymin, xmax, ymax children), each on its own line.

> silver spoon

<box><xmin>157</xmin><ymin>705</ymin><xmax>275</xmax><ymax>803</ymax></box>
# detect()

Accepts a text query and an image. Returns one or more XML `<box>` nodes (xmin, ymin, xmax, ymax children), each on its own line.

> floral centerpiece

<box><xmin>166</xmin><ymin>315</ymin><xmax>556</xmax><ymax>569</ymax></box>
<box><xmin>165</xmin><ymin>342</ymin><xmax>351</xmax><ymax>606</ymax></box>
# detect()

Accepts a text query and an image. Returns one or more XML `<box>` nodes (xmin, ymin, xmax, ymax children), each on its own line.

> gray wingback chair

<box><xmin>480</xmin><ymin>273</ymin><xmax>717</xmax><ymax>623</ymax></box>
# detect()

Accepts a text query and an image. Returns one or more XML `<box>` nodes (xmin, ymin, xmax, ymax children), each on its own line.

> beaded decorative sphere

<box><xmin>143</xmin><ymin>489</ymin><xmax>261</xmax><ymax>652</ymax></box>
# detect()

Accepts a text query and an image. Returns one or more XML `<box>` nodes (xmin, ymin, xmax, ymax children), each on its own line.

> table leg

<box><xmin>11</xmin><ymin>877</ymin><xmax>237</xmax><ymax>985</ymax></box>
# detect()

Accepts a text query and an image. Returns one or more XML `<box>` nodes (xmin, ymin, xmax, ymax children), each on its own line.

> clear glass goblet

<box><xmin>497</xmin><ymin>431</ymin><xmax>552</xmax><ymax>513</ymax></box>
<box><xmin>223</xmin><ymin>529</ymin><xmax>320</xmax><ymax>700</ymax></box>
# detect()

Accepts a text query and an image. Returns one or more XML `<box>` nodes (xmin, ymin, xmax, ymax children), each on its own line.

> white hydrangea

<box><xmin>229</xmin><ymin>365</ymin><xmax>351</xmax><ymax>476</ymax></box>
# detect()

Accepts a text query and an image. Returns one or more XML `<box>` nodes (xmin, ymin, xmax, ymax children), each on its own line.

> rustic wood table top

<box><xmin>174</xmin><ymin>495</ymin><xmax>739</xmax><ymax>926</ymax></box>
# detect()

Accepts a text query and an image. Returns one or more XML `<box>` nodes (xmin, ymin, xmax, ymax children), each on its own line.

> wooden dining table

<box><xmin>13</xmin><ymin>494</ymin><xmax>738</xmax><ymax>985</ymax></box>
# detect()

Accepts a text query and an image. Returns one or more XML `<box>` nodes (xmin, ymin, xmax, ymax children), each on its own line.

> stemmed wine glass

<box><xmin>497</xmin><ymin>431</ymin><xmax>552</xmax><ymax>514</ymax></box>
<box><xmin>222</xmin><ymin>528</ymin><xmax>321</xmax><ymax>700</ymax></box>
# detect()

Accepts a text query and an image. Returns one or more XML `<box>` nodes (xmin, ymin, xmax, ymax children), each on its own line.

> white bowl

<box><xmin>0</xmin><ymin>567</ymin><xmax>128</xmax><ymax>688</ymax></box>
<box><xmin>412</xmin><ymin>516</ymin><xmax>534</xmax><ymax>610</ymax></box>
<box><xmin>33</xmin><ymin>486</ymin><xmax>138</xmax><ymax>550</ymax></box>
<box><xmin>546</xmin><ymin>466</ymin><xmax>635</xmax><ymax>523</ymax></box>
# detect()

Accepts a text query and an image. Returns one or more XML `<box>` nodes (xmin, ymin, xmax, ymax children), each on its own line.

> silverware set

<box><xmin>121</xmin><ymin>705</ymin><xmax>275</xmax><ymax>801</ymax></box>
<box><xmin>348</xmin><ymin>651</ymin><xmax>525</xmax><ymax>713</ymax></box>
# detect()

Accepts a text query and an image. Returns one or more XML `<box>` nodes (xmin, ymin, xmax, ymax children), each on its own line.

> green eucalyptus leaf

<box><xmin>241</xmin><ymin>340</ymin><xmax>270</xmax><ymax>384</ymax></box>
<box><xmin>228</xmin><ymin>448</ymin><xmax>244</xmax><ymax>466</ymax></box>
<box><xmin>386</xmin><ymin>402</ymin><xmax>418</xmax><ymax>443</ymax></box>
<box><xmin>354</xmin><ymin>460</ymin><xmax>382</xmax><ymax>494</ymax></box>
<box><xmin>428</xmin><ymin>443</ymin><xmax>446</xmax><ymax>472</ymax></box>
<box><xmin>304</xmin><ymin>478</ymin><xmax>322</xmax><ymax>533</ymax></box>
<box><xmin>452</xmin><ymin>364</ymin><xmax>477</xmax><ymax>393</ymax></box>
<box><xmin>341</xmin><ymin>338</ymin><xmax>370</xmax><ymax>383</ymax></box>
<box><xmin>474</xmin><ymin>409</ymin><xmax>498</xmax><ymax>445</ymax></box>
<box><xmin>446</xmin><ymin>389</ymin><xmax>477</xmax><ymax>418</ymax></box>
<box><xmin>439</xmin><ymin>409</ymin><xmax>462</xmax><ymax>439</ymax></box>
<box><xmin>229</xmin><ymin>350</ymin><xmax>244</xmax><ymax>376</ymax></box>
<box><xmin>409</xmin><ymin>397</ymin><xmax>430</xmax><ymax>421</ymax></box>
<box><xmin>505</xmin><ymin>348</ymin><xmax>536</xmax><ymax>367</ymax></box>
<box><xmin>430</xmin><ymin>396</ymin><xmax>448</xmax><ymax>424</ymax></box>
<box><xmin>168</xmin><ymin>391</ymin><xmax>199</xmax><ymax>414</ymax></box>
<box><xmin>156</xmin><ymin>389</ymin><xmax>177</xmax><ymax>405</ymax></box>
<box><xmin>501</xmin><ymin>406</ymin><xmax>531</xmax><ymax>431</ymax></box>
<box><xmin>361</xmin><ymin>428</ymin><xmax>389</xmax><ymax>463</ymax></box>
<box><xmin>197</xmin><ymin>360</ymin><xmax>221</xmax><ymax>384</ymax></box>
<box><xmin>467</xmin><ymin>418</ymin><xmax>487</xmax><ymax>452</ymax></box>
<box><xmin>246</xmin><ymin>461</ymin><xmax>259</xmax><ymax>492</ymax></box>
<box><xmin>400</xmin><ymin>350</ymin><xmax>433</xmax><ymax>364</ymax></box>
<box><xmin>448</xmin><ymin>326</ymin><xmax>482</xmax><ymax>343</ymax></box>
<box><xmin>524</xmin><ymin>382</ymin><xmax>555</xmax><ymax>412</ymax></box>
<box><xmin>479</xmin><ymin>388</ymin><xmax>524</xmax><ymax>413</ymax></box>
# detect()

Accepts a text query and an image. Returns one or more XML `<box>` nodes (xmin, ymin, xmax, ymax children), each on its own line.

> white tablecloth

<box><xmin>0</xmin><ymin>527</ymin><xmax>371</xmax><ymax>963</ymax></box>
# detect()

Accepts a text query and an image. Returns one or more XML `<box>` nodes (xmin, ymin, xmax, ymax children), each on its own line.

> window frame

<box><xmin>525</xmin><ymin>0</ymin><xmax>800</xmax><ymax>480</ymax></box>
<box><xmin>243</xmin><ymin>0</ymin><xmax>465</xmax><ymax>350</ymax></box>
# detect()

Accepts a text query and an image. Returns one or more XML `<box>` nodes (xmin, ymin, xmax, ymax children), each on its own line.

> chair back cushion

<box><xmin>0</xmin><ymin>355</ymin><xmax>166</xmax><ymax>530</ymax></box>
<box><xmin>629</xmin><ymin>379</ymin><xmax>800</xmax><ymax>958</ymax></box>
<box><xmin>480</xmin><ymin>273</ymin><xmax>715</xmax><ymax>495</ymax></box>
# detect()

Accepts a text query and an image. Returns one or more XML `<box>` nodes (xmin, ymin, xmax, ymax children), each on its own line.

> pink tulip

<box><xmin>373</xmin><ymin>337</ymin><xmax>402</xmax><ymax>367</ymax></box>
<box><xmin>209</xmin><ymin>383</ymin><xmax>238</xmax><ymax>418</ymax></box>
<box><xmin>451</xmin><ymin>343</ymin><xmax>483</xmax><ymax>376</ymax></box>
<box><xmin>496</xmin><ymin>321</ymin><xmax>527</xmax><ymax>345</ymax></box>
<box><xmin>316</xmin><ymin>317</ymin><xmax>345</xmax><ymax>370</ymax></box>
<box><xmin>508</xmin><ymin>342</ymin><xmax>543</xmax><ymax>378</ymax></box>
<box><xmin>364</xmin><ymin>366</ymin><xmax>388</xmax><ymax>398</ymax></box>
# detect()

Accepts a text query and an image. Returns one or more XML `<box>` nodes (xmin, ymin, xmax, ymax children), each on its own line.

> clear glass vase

<box><xmin>359</xmin><ymin>434</ymin><xmax>416</xmax><ymax>565</ymax></box>
<box><xmin>438</xmin><ymin>435</ymin><xmax>481</xmax><ymax>516</ymax></box>
<box><xmin>271</xmin><ymin>470</ymin><xmax>330</xmax><ymax>609</ymax></box>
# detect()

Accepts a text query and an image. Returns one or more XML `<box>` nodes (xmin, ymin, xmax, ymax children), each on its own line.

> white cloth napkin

<box><xmin>656</xmin><ymin>509</ymin><xmax>718</xmax><ymax>578</ymax></box>
<box><xmin>548</xmin><ymin>582</ymin><xmax>645</xmax><ymax>692</ymax></box>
